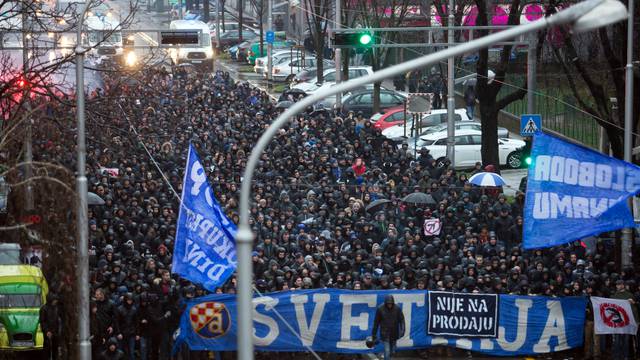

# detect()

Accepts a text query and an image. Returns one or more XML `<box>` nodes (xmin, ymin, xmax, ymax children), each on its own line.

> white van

<box><xmin>169</xmin><ymin>20</ymin><xmax>214</xmax><ymax>70</ymax></box>
<box><xmin>85</xmin><ymin>15</ymin><xmax>124</xmax><ymax>64</ymax></box>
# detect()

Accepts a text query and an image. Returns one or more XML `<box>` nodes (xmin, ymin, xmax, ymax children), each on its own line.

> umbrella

<box><xmin>87</xmin><ymin>192</ymin><xmax>105</xmax><ymax>206</ymax></box>
<box><xmin>276</xmin><ymin>100</ymin><xmax>294</xmax><ymax>109</ymax></box>
<box><xmin>469</xmin><ymin>172</ymin><xmax>506</xmax><ymax>187</ymax></box>
<box><xmin>402</xmin><ymin>192</ymin><xmax>436</xmax><ymax>205</ymax></box>
<box><xmin>365</xmin><ymin>198</ymin><xmax>391</xmax><ymax>212</ymax></box>
<box><xmin>278</xmin><ymin>88</ymin><xmax>307</xmax><ymax>102</ymax></box>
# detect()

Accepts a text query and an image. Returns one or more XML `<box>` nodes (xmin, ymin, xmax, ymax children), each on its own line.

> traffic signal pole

<box><xmin>267</xmin><ymin>0</ymin><xmax>273</xmax><ymax>89</ymax></box>
<box><xmin>334</xmin><ymin>0</ymin><xmax>342</xmax><ymax>108</ymax></box>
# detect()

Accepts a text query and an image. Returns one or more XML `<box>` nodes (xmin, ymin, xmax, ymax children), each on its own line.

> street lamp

<box><xmin>75</xmin><ymin>1</ymin><xmax>92</xmax><ymax>359</ymax></box>
<box><xmin>234</xmin><ymin>1</ymin><xmax>628</xmax><ymax>360</ymax></box>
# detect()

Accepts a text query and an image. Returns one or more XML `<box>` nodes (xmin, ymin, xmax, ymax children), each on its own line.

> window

<box><xmin>469</xmin><ymin>135</ymin><xmax>482</xmax><ymax>145</ymax></box>
<box><xmin>433</xmin><ymin>139</ymin><xmax>447</xmax><ymax>145</ymax></box>
<box><xmin>438</xmin><ymin>114</ymin><xmax>463</xmax><ymax>122</ymax></box>
<box><xmin>455</xmin><ymin>135</ymin><xmax>470</xmax><ymax>145</ymax></box>
<box><xmin>358</xmin><ymin>93</ymin><xmax>373</xmax><ymax>104</ymax></box>
<box><xmin>388</xmin><ymin>111</ymin><xmax>406</xmax><ymax>122</ymax></box>
<box><xmin>0</xmin><ymin>292</ymin><xmax>42</xmax><ymax>308</ymax></box>
<box><xmin>420</xmin><ymin>115</ymin><xmax>441</xmax><ymax>128</ymax></box>
<box><xmin>324</xmin><ymin>72</ymin><xmax>336</xmax><ymax>82</ymax></box>
<box><xmin>349</xmin><ymin>70</ymin><xmax>363</xmax><ymax>78</ymax></box>
<box><xmin>380</xmin><ymin>92</ymin><xmax>399</xmax><ymax>105</ymax></box>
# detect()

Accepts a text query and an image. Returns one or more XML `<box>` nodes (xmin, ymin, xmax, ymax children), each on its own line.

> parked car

<box><xmin>270</xmin><ymin>58</ymin><xmax>334</xmax><ymax>82</ymax></box>
<box><xmin>421</xmin><ymin>121</ymin><xmax>510</xmax><ymax>138</ymax></box>
<box><xmin>292</xmin><ymin>66</ymin><xmax>373</xmax><ymax>93</ymax></box>
<box><xmin>382</xmin><ymin>109</ymin><xmax>471</xmax><ymax>140</ymax></box>
<box><xmin>254</xmin><ymin>50</ymin><xmax>310</xmax><ymax>74</ymax></box>
<box><xmin>290</xmin><ymin>67</ymin><xmax>320</xmax><ymax>85</ymax></box>
<box><xmin>337</xmin><ymin>89</ymin><xmax>407</xmax><ymax>118</ymax></box>
<box><xmin>371</xmin><ymin>106</ymin><xmax>406</xmax><ymax>131</ymax></box>
<box><xmin>246</xmin><ymin>40</ymin><xmax>296</xmax><ymax>65</ymax></box>
<box><xmin>208</xmin><ymin>22</ymin><xmax>241</xmax><ymax>39</ymax></box>
<box><xmin>214</xmin><ymin>29</ymin><xmax>258</xmax><ymax>48</ymax></box>
<box><xmin>412</xmin><ymin>129</ymin><xmax>525</xmax><ymax>168</ymax></box>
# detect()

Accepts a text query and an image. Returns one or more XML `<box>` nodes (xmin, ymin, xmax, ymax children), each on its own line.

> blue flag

<box><xmin>172</xmin><ymin>144</ymin><xmax>237</xmax><ymax>291</ymax></box>
<box><xmin>524</xmin><ymin>132</ymin><xmax>640</xmax><ymax>249</ymax></box>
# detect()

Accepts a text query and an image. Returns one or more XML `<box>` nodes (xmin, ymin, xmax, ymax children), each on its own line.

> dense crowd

<box><xmin>33</xmin><ymin>65</ymin><xmax>639</xmax><ymax>360</ymax></box>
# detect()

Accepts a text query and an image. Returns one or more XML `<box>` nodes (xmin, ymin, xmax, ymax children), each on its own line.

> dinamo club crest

<box><xmin>190</xmin><ymin>302</ymin><xmax>231</xmax><ymax>338</ymax></box>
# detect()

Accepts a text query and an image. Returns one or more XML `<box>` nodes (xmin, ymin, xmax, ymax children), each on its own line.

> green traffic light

<box><xmin>358</xmin><ymin>33</ymin><xmax>372</xmax><ymax>45</ymax></box>
<box><xmin>525</xmin><ymin>157</ymin><xmax>532</xmax><ymax>166</ymax></box>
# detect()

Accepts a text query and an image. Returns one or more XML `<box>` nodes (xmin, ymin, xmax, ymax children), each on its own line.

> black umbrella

<box><xmin>276</xmin><ymin>100</ymin><xmax>295</xmax><ymax>109</ymax></box>
<box><xmin>87</xmin><ymin>192</ymin><xmax>105</xmax><ymax>206</ymax></box>
<box><xmin>402</xmin><ymin>192</ymin><xmax>436</xmax><ymax>205</ymax></box>
<box><xmin>278</xmin><ymin>88</ymin><xmax>307</xmax><ymax>102</ymax></box>
<box><xmin>365</xmin><ymin>198</ymin><xmax>391</xmax><ymax>213</ymax></box>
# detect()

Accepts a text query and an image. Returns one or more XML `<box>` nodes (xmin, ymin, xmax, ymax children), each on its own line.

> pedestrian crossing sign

<box><xmin>520</xmin><ymin>114</ymin><xmax>541</xmax><ymax>137</ymax></box>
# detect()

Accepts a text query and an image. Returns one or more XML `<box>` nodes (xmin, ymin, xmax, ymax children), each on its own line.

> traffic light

<box><xmin>520</xmin><ymin>138</ymin><xmax>532</xmax><ymax>168</ymax></box>
<box><xmin>333</xmin><ymin>31</ymin><xmax>374</xmax><ymax>48</ymax></box>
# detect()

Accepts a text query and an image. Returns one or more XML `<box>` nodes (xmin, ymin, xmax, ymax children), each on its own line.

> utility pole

<box><xmin>267</xmin><ymin>0</ymin><xmax>272</xmax><ymax>88</ymax></box>
<box><xmin>334</xmin><ymin>0</ymin><xmax>342</xmax><ymax>107</ymax></box>
<box><xmin>238</xmin><ymin>0</ymin><xmax>243</xmax><ymax>42</ymax></box>
<box><xmin>216</xmin><ymin>0</ymin><xmax>221</xmax><ymax>48</ymax></box>
<box><xmin>21</xmin><ymin>2</ymin><xmax>34</xmax><ymax>213</ymax></box>
<box><xmin>75</xmin><ymin>1</ymin><xmax>92</xmax><ymax>359</ymax></box>
<box><xmin>527</xmin><ymin>32</ymin><xmax>536</xmax><ymax>114</ymax></box>
<box><xmin>446</xmin><ymin>0</ymin><xmax>455</xmax><ymax>164</ymax></box>
<box><xmin>621</xmin><ymin>0</ymin><xmax>635</xmax><ymax>268</ymax></box>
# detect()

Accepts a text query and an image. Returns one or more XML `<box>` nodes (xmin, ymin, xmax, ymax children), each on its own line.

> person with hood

<box><xmin>40</xmin><ymin>293</ymin><xmax>62</xmax><ymax>360</ymax></box>
<box><xmin>372</xmin><ymin>294</ymin><xmax>405</xmax><ymax>360</ymax></box>
<box><xmin>116</xmin><ymin>293</ymin><xmax>138</xmax><ymax>360</ymax></box>
<box><xmin>99</xmin><ymin>337</ymin><xmax>125</xmax><ymax>360</ymax></box>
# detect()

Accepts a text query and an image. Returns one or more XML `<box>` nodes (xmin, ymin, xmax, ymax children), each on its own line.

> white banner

<box><xmin>423</xmin><ymin>218</ymin><xmax>442</xmax><ymax>236</ymax></box>
<box><xmin>591</xmin><ymin>296</ymin><xmax>638</xmax><ymax>335</ymax></box>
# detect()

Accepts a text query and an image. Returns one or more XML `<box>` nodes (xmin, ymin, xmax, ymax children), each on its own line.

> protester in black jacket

<box><xmin>372</xmin><ymin>295</ymin><xmax>405</xmax><ymax>360</ymax></box>
<box><xmin>39</xmin><ymin>293</ymin><xmax>62</xmax><ymax>360</ymax></box>
<box><xmin>95</xmin><ymin>288</ymin><xmax>116</xmax><ymax>339</ymax></box>
<box><xmin>116</xmin><ymin>293</ymin><xmax>138</xmax><ymax>360</ymax></box>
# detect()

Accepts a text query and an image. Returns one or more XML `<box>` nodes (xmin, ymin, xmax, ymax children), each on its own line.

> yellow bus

<box><xmin>0</xmin><ymin>264</ymin><xmax>48</xmax><ymax>351</ymax></box>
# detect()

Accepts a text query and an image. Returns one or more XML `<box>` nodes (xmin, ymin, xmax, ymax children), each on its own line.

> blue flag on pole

<box><xmin>172</xmin><ymin>144</ymin><xmax>237</xmax><ymax>291</ymax></box>
<box><xmin>524</xmin><ymin>132</ymin><xmax>640</xmax><ymax>249</ymax></box>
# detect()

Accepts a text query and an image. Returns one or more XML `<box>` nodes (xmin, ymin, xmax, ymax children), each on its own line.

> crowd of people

<box><xmin>32</xmin><ymin>64</ymin><xmax>639</xmax><ymax>360</ymax></box>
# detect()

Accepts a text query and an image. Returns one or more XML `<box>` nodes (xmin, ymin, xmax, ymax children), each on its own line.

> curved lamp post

<box><xmin>235</xmin><ymin>1</ymin><xmax>628</xmax><ymax>359</ymax></box>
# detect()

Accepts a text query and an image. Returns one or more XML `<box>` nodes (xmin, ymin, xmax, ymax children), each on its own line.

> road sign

<box><xmin>160</xmin><ymin>30</ymin><xmax>200</xmax><ymax>46</ymax></box>
<box><xmin>407</xmin><ymin>93</ymin><xmax>433</xmax><ymax>114</ymax></box>
<box><xmin>520</xmin><ymin>114</ymin><xmax>541</xmax><ymax>137</ymax></box>
<box><xmin>266</xmin><ymin>30</ymin><xmax>275</xmax><ymax>44</ymax></box>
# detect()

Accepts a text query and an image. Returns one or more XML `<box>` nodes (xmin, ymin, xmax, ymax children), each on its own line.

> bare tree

<box><xmin>249</xmin><ymin>0</ymin><xmax>266</xmax><ymax>56</ymax></box>
<box><xmin>474</xmin><ymin>0</ymin><xmax>548</xmax><ymax>168</ymax></box>
<box><xmin>304</xmin><ymin>0</ymin><xmax>330</xmax><ymax>82</ymax></box>
<box><xmin>550</xmin><ymin>0</ymin><xmax>639</xmax><ymax>159</ymax></box>
<box><xmin>356</xmin><ymin>0</ymin><xmax>410</xmax><ymax>112</ymax></box>
<box><xmin>0</xmin><ymin>1</ymin><xmax>139</xmax><ymax>357</ymax></box>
